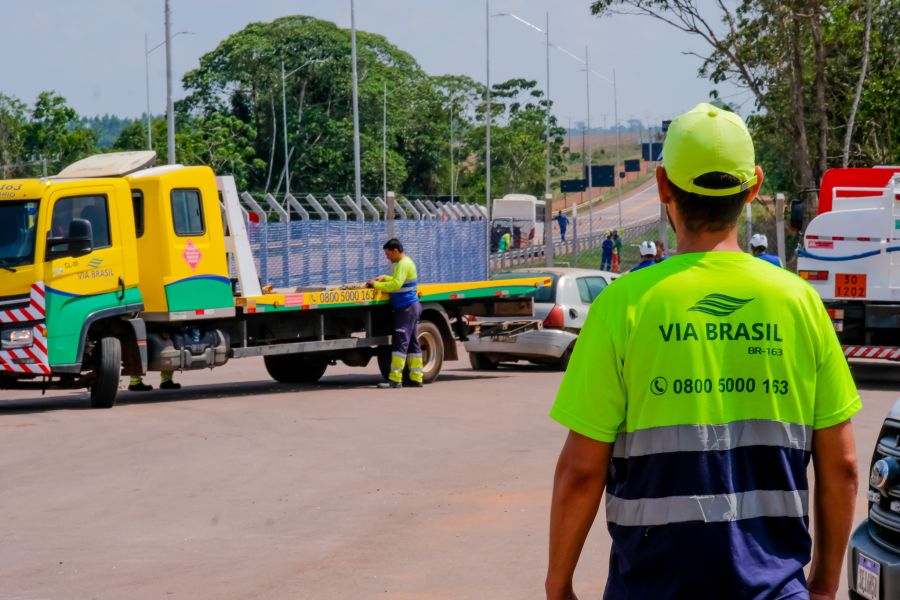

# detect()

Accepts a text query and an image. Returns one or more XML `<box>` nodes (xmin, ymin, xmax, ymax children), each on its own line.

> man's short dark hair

<box><xmin>383</xmin><ymin>238</ymin><xmax>404</xmax><ymax>252</ymax></box>
<box><xmin>669</xmin><ymin>172</ymin><xmax>751</xmax><ymax>234</ymax></box>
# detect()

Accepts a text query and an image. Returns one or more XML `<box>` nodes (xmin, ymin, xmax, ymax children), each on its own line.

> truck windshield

<box><xmin>0</xmin><ymin>201</ymin><xmax>39</xmax><ymax>268</ymax></box>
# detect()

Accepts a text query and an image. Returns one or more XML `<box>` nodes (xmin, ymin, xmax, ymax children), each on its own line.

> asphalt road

<box><xmin>0</xmin><ymin>355</ymin><xmax>897</xmax><ymax>599</ymax></box>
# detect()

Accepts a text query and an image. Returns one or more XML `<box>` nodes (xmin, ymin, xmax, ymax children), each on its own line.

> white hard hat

<box><xmin>750</xmin><ymin>233</ymin><xmax>768</xmax><ymax>248</ymax></box>
<box><xmin>639</xmin><ymin>240</ymin><xmax>657</xmax><ymax>256</ymax></box>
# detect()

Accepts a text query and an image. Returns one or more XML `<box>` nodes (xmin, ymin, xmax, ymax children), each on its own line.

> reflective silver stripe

<box><xmin>409</xmin><ymin>368</ymin><xmax>424</xmax><ymax>373</ymax></box>
<box><xmin>391</xmin><ymin>352</ymin><xmax>406</xmax><ymax>359</ymax></box>
<box><xmin>612</xmin><ymin>420</ymin><xmax>812</xmax><ymax>458</ymax></box>
<box><xmin>606</xmin><ymin>489</ymin><xmax>809</xmax><ymax>527</ymax></box>
<box><xmin>408</xmin><ymin>353</ymin><xmax>423</xmax><ymax>359</ymax></box>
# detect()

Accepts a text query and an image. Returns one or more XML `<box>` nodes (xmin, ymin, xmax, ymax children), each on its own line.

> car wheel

<box><xmin>469</xmin><ymin>352</ymin><xmax>500</xmax><ymax>371</ymax></box>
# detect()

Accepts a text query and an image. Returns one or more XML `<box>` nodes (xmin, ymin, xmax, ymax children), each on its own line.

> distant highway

<box><xmin>557</xmin><ymin>180</ymin><xmax>662</xmax><ymax>240</ymax></box>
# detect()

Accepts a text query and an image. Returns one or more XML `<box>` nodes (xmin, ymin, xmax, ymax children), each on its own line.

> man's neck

<box><xmin>674</xmin><ymin>227</ymin><xmax>742</xmax><ymax>254</ymax></box>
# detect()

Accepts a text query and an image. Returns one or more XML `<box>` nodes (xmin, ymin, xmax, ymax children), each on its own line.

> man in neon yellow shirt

<box><xmin>367</xmin><ymin>238</ymin><xmax>423</xmax><ymax>389</ymax></box>
<box><xmin>546</xmin><ymin>103</ymin><xmax>860</xmax><ymax>600</ymax></box>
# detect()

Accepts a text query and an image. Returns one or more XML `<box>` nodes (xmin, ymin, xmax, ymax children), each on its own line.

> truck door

<box><xmin>43</xmin><ymin>189</ymin><xmax>128</xmax><ymax>366</ymax></box>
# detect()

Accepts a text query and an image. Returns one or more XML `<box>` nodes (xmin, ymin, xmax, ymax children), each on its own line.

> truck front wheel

<box><xmin>264</xmin><ymin>354</ymin><xmax>328</xmax><ymax>384</ymax></box>
<box><xmin>89</xmin><ymin>337</ymin><xmax>121</xmax><ymax>409</ymax></box>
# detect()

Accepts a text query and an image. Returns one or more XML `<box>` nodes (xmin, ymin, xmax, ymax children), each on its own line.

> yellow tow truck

<box><xmin>0</xmin><ymin>152</ymin><xmax>545</xmax><ymax>407</ymax></box>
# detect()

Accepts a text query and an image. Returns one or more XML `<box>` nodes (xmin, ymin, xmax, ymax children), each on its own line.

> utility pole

<box><xmin>350</xmin><ymin>0</ymin><xmax>362</xmax><ymax>204</ymax></box>
<box><xmin>164</xmin><ymin>0</ymin><xmax>175</xmax><ymax>164</ymax></box>
<box><xmin>145</xmin><ymin>33</ymin><xmax>152</xmax><ymax>150</ymax></box>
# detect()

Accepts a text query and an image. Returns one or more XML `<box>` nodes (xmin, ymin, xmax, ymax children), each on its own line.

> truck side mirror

<box><xmin>46</xmin><ymin>218</ymin><xmax>93</xmax><ymax>260</ymax></box>
<box><xmin>789</xmin><ymin>198</ymin><xmax>805</xmax><ymax>232</ymax></box>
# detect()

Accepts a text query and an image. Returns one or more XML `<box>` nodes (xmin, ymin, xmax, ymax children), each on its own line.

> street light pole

<box><xmin>383</xmin><ymin>82</ymin><xmax>387</xmax><ymax>202</ymax></box>
<box><xmin>281</xmin><ymin>61</ymin><xmax>290</xmax><ymax>196</ymax></box>
<box><xmin>164</xmin><ymin>0</ymin><xmax>175</xmax><ymax>164</ymax></box>
<box><xmin>145</xmin><ymin>33</ymin><xmax>152</xmax><ymax>150</ymax></box>
<box><xmin>613</xmin><ymin>68</ymin><xmax>622</xmax><ymax>231</ymax></box>
<box><xmin>449</xmin><ymin>96</ymin><xmax>455</xmax><ymax>203</ymax></box>
<box><xmin>585</xmin><ymin>46</ymin><xmax>593</xmax><ymax>244</ymax></box>
<box><xmin>544</xmin><ymin>12</ymin><xmax>551</xmax><ymax>201</ymax></box>
<box><xmin>350</xmin><ymin>0</ymin><xmax>362</xmax><ymax>205</ymax></box>
<box><xmin>485</xmin><ymin>0</ymin><xmax>492</xmax><ymax>274</ymax></box>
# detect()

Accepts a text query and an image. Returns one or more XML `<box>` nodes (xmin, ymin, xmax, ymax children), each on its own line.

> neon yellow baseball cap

<box><xmin>662</xmin><ymin>102</ymin><xmax>757</xmax><ymax>197</ymax></box>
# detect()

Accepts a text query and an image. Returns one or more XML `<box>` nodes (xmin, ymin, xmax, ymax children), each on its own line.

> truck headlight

<box><xmin>0</xmin><ymin>328</ymin><xmax>33</xmax><ymax>349</ymax></box>
<box><xmin>870</xmin><ymin>458</ymin><xmax>898</xmax><ymax>492</ymax></box>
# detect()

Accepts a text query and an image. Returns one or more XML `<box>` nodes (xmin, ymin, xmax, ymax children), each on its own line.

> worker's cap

<box><xmin>750</xmin><ymin>233</ymin><xmax>768</xmax><ymax>248</ymax></box>
<box><xmin>639</xmin><ymin>240</ymin><xmax>657</xmax><ymax>256</ymax></box>
<box><xmin>662</xmin><ymin>102</ymin><xmax>757</xmax><ymax>197</ymax></box>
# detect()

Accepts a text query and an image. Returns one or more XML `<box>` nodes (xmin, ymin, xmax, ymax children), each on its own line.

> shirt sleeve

<box><xmin>549</xmin><ymin>299</ymin><xmax>626</xmax><ymax>442</ymax></box>
<box><xmin>372</xmin><ymin>260</ymin><xmax>408</xmax><ymax>293</ymax></box>
<box><xmin>812</xmin><ymin>299</ymin><xmax>861</xmax><ymax>430</ymax></box>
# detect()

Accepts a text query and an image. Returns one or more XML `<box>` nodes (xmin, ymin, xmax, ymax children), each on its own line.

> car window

<box><xmin>576</xmin><ymin>276</ymin><xmax>608</xmax><ymax>304</ymax></box>
<box><xmin>132</xmin><ymin>190</ymin><xmax>145</xmax><ymax>238</ymax></box>
<box><xmin>491</xmin><ymin>271</ymin><xmax>558</xmax><ymax>303</ymax></box>
<box><xmin>50</xmin><ymin>195</ymin><xmax>111</xmax><ymax>248</ymax></box>
<box><xmin>171</xmin><ymin>189</ymin><xmax>205</xmax><ymax>236</ymax></box>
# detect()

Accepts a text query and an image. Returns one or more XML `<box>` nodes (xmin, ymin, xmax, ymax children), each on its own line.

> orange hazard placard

<box><xmin>834</xmin><ymin>273</ymin><xmax>867</xmax><ymax>298</ymax></box>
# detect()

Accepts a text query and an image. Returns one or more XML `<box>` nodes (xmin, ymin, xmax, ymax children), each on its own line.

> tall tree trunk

<box><xmin>790</xmin><ymin>12</ymin><xmax>815</xmax><ymax>190</ymax></box>
<box><xmin>842</xmin><ymin>0</ymin><xmax>873</xmax><ymax>167</ymax></box>
<box><xmin>811</xmin><ymin>5</ymin><xmax>828</xmax><ymax>180</ymax></box>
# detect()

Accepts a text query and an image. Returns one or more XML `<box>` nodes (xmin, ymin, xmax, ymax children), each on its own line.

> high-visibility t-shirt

<box><xmin>373</xmin><ymin>255</ymin><xmax>419</xmax><ymax>309</ymax></box>
<box><xmin>550</xmin><ymin>251</ymin><xmax>860</xmax><ymax>600</ymax></box>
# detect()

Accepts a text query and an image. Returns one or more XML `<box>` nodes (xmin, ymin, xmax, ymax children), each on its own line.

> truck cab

<box><xmin>796</xmin><ymin>167</ymin><xmax>900</xmax><ymax>357</ymax></box>
<box><xmin>0</xmin><ymin>152</ymin><xmax>232</xmax><ymax>407</ymax></box>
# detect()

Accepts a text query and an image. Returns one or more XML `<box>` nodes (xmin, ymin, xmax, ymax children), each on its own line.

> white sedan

<box><xmin>465</xmin><ymin>267</ymin><xmax>618</xmax><ymax>371</ymax></box>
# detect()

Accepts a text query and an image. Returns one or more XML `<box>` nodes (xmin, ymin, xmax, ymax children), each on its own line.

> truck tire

<box><xmin>90</xmin><ymin>337</ymin><xmax>121</xmax><ymax>409</ymax></box>
<box><xmin>264</xmin><ymin>354</ymin><xmax>328</xmax><ymax>384</ymax></box>
<box><xmin>469</xmin><ymin>352</ymin><xmax>499</xmax><ymax>371</ymax></box>
<box><xmin>376</xmin><ymin>321</ymin><xmax>445</xmax><ymax>384</ymax></box>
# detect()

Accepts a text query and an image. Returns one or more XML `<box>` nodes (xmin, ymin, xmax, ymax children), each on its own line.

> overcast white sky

<box><xmin>1</xmin><ymin>0</ymin><xmax>747</xmax><ymax>127</ymax></box>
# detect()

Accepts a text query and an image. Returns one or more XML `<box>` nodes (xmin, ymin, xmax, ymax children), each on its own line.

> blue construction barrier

<box><xmin>243</xmin><ymin>219</ymin><xmax>488</xmax><ymax>288</ymax></box>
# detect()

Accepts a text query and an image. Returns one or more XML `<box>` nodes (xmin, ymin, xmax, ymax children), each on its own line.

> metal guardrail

<box><xmin>490</xmin><ymin>216</ymin><xmax>660</xmax><ymax>271</ymax></box>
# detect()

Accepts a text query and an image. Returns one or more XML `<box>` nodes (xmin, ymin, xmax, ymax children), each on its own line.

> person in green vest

<box><xmin>546</xmin><ymin>102</ymin><xmax>860</xmax><ymax>600</ymax></box>
<box><xmin>498</xmin><ymin>230</ymin><xmax>512</xmax><ymax>253</ymax></box>
<box><xmin>367</xmin><ymin>238</ymin><xmax>424</xmax><ymax>389</ymax></box>
<box><xmin>128</xmin><ymin>371</ymin><xmax>180</xmax><ymax>392</ymax></box>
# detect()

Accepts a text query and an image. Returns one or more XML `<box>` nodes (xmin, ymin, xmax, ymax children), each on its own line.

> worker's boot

<box><xmin>377</xmin><ymin>381</ymin><xmax>402</xmax><ymax>389</ymax></box>
<box><xmin>160</xmin><ymin>380</ymin><xmax>182</xmax><ymax>390</ymax></box>
<box><xmin>406</xmin><ymin>381</ymin><xmax>424</xmax><ymax>388</ymax></box>
<box><xmin>128</xmin><ymin>379</ymin><xmax>153</xmax><ymax>392</ymax></box>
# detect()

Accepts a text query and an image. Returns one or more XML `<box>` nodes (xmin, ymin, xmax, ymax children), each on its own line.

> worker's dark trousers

<box><xmin>601</xmin><ymin>250</ymin><xmax>613</xmax><ymax>271</ymax></box>
<box><xmin>389</xmin><ymin>302</ymin><xmax>423</xmax><ymax>383</ymax></box>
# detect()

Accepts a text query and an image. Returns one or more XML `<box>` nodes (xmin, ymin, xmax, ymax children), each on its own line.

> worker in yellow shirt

<box><xmin>367</xmin><ymin>238</ymin><xmax>423</xmax><ymax>389</ymax></box>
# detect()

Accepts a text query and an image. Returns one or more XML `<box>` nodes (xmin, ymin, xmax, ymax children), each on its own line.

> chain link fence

<box><xmin>231</xmin><ymin>192</ymin><xmax>488</xmax><ymax>288</ymax></box>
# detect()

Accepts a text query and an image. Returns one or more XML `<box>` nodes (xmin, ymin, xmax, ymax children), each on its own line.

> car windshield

<box><xmin>0</xmin><ymin>200</ymin><xmax>39</xmax><ymax>268</ymax></box>
<box><xmin>491</xmin><ymin>271</ymin><xmax>558</xmax><ymax>303</ymax></box>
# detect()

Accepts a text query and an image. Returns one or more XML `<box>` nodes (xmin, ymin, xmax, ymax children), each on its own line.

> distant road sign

<box><xmin>560</xmin><ymin>178</ymin><xmax>587</xmax><ymax>193</ymax></box>
<box><xmin>584</xmin><ymin>165</ymin><xmax>615</xmax><ymax>187</ymax></box>
<box><xmin>642</xmin><ymin>142</ymin><xmax>663</xmax><ymax>161</ymax></box>
<box><xmin>624</xmin><ymin>159</ymin><xmax>641</xmax><ymax>173</ymax></box>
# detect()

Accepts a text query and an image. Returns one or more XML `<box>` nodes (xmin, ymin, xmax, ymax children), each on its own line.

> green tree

<box><xmin>0</xmin><ymin>93</ymin><xmax>28</xmax><ymax>177</ymax></box>
<box><xmin>24</xmin><ymin>92</ymin><xmax>97</xmax><ymax>168</ymax></box>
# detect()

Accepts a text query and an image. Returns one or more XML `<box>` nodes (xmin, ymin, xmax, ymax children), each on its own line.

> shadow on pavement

<box><xmin>0</xmin><ymin>369</ymin><xmax>516</xmax><ymax>415</ymax></box>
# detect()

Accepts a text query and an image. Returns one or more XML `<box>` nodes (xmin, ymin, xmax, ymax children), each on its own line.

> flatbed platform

<box><xmin>235</xmin><ymin>277</ymin><xmax>550</xmax><ymax>314</ymax></box>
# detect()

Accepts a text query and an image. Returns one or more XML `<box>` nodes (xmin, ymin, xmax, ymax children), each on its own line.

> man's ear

<box><xmin>746</xmin><ymin>165</ymin><xmax>765</xmax><ymax>204</ymax></box>
<box><xmin>656</xmin><ymin>166</ymin><xmax>673</xmax><ymax>206</ymax></box>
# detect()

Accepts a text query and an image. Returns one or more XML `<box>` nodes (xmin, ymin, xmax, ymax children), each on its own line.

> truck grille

<box><xmin>868</xmin><ymin>417</ymin><xmax>900</xmax><ymax>553</ymax></box>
